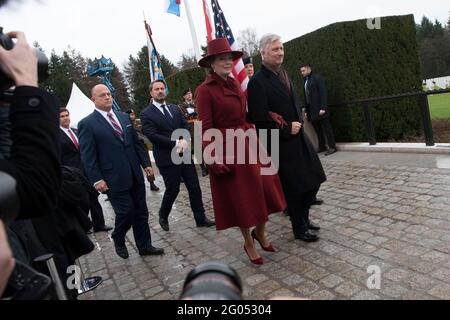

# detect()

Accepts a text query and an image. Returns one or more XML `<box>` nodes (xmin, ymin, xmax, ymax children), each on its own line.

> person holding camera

<box><xmin>0</xmin><ymin>30</ymin><xmax>61</xmax><ymax>221</ymax></box>
<box><xmin>0</xmin><ymin>30</ymin><xmax>70</xmax><ymax>298</ymax></box>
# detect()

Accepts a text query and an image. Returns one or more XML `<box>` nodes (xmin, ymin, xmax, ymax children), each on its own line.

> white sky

<box><xmin>0</xmin><ymin>0</ymin><xmax>448</xmax><ymax>69</ymax></box>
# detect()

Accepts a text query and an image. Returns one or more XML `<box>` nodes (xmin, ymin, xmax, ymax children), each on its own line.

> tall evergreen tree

<box><xmin>160</xmin><ymin>55</ymin><xmax>178</xmax><ymax>77</ymax></box>
<box><xmin>109</xmin><ymin>62</ymin><xmax>132</xmax><ymax>111</ymax></box>
<box><xmin>416</xmin><ymin>15</ymin><xmax>450</xmax><ymax>78</ymax></box>
<box><xmin>124</xmin><ymin>46</ymin><xmax>152</xmax><ymax>115</ymax></box>
<box><xmin>177</xmin><ymin>53</ymin><xmax>197</xmax><ymax>71</ymax></box>
<box><xmin>41</xmin><ymin>50</ymin><xmax>74</xmax><ymax>105</ymax></box>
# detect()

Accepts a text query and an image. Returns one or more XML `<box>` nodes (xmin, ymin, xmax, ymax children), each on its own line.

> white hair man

<box><xmin>247</xmin><ymin>34</ymin><xmax>327</xmax><ymax>242</ymax></box>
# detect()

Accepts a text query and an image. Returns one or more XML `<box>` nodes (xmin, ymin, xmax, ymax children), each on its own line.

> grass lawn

<box><xmin>429</xmin><ymin>92</ymin><xmax>450</xmax><ymax>119</ymax></box>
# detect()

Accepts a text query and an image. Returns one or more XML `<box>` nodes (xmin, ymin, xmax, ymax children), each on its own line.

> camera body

<box><xmin>180</xmin><ymin>261</ymin><xmax>243</xmax><ymax>300</ymax></box>
<box><xmin>0</xmin><ymin>27</ymin><xmax>49</xmax><ymax>89</ymax></box>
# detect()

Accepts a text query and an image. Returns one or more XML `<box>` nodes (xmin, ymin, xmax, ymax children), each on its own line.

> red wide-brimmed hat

<box><xmin>198</xmin><ymin>38</ymin><xmax>243</xmax><ymax>68</ymax></box>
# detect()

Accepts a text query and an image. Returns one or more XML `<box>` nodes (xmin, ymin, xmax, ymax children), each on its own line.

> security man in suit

<box><xmin>78</xmin><ymin>84</ymin><xmax>164</xmax><ymax>259</ymax></box>
<box><xmin>59</xmin><ymin>107</ymin><xmax>112</xmax><ymax>233</ymax></box>
<box><xmin>140</xmin><ymin>80</ymin><xmax>215</xmax><ymax>232</ymax></box>
<box><xmin>300</xmin><ymin>64</ymin><xmax>336</xmax><ymax>156</ymax></box>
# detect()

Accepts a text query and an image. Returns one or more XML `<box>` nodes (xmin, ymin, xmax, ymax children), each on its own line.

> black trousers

<box><xmin>312</xmin><ymin>118</ymin><xmax>336</xmax><ymax>150</ymax></box>
<box><xmin>108</xmin><ymin>182</ymin><xmax>152</xmax><ymax>251</ymax></box>
<box><xmin>159</xmin><ymin>164</ymin><xmax>206</xmax><ymax>224</ymax></box>
<box><xmin>285</xmin><ymin>187</ymin><xmax>320</xmax><ymax>235</ymax></box>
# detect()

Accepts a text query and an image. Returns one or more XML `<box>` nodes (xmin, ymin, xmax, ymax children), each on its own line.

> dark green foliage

<box><xmin>166</xmin><ymin>15</ymin><xmax>423</xmax><ymax>142</ymax></box>
<box><xmin>416</xmin><ymin>15</ymin><xmax>450</xmax><ymax>78</ymax></box>
<box><xmin>160</xmin><ymin>54</ymin><xmax>179</xmax><ymax>77</ymax></box>
<box><xmin>124</xmin><ymin>46</ymin><xmax>152</xmax><ymax>115</ymax></box>
<box><xmin>416</xmin><ymin>16</ymin><xmax>444</xmax><ymax>42</ymax></box>
<box><xmin>417</xmin><ymin>34</ymin><xmax>450</xmax><ymax>79</ymax></box>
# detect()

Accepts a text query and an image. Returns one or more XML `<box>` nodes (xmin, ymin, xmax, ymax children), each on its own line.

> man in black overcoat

<box><xmin>248</xmin><ymin>34</ymin><xmax>326</xmax><ymax>242</ymax></box>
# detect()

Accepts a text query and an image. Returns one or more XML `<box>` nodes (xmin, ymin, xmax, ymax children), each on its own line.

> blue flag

<box><xmin>165</xmin><ymin>0</ymin><xmax>181</xmax><ymax>17</ymax></box>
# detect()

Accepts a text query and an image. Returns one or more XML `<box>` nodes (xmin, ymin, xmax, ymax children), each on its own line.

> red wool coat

<box><xmin>195</xmin><ymin>73</ymin><xmax>286</xmax><ymax>231</ymax></box>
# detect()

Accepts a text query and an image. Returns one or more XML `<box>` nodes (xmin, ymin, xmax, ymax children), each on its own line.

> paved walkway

<box><xmin>79</xmin><ymin>151</ymin><xmax>450</xmax><ymax>300</ymax></box>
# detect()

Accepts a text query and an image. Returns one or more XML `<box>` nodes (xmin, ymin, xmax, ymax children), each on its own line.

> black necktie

<box><xmin>162</xmin><ymin>105</ymin><xmax>172</xmax><ymax>120</ymax></box>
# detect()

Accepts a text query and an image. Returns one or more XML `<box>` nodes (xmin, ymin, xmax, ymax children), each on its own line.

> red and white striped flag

<box><xmin>202</xmin><ymin>0</ymin><xmax>249</xmax><ymax>94</ymax></box>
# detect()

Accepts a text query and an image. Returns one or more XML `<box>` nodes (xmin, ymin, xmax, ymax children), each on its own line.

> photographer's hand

<box><xmin>0</xmin><ymin>220</ymin><xmax>15</xmax><ymax>296</ymax></box>
<box><xmin>0</xmin><ymin>31</ymin><xmax>38</xmax><ymax>87</ymax></box>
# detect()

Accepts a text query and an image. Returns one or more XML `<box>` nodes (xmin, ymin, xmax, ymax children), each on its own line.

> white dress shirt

<box><xmin>153</xmin><ymin>101</ymin><xmax>174</xmax><ymax>118</ymax></box>
<box><xmin>60</xmin><ymin>126</ymin><xmax>79</xmax><ymax>144</ymax></box>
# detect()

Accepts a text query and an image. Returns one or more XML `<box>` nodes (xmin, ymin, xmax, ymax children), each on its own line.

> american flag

<box><xmin>202</xmin><ymin>0</ymin><xmax>249</xmax><ymax>93</ymax></box>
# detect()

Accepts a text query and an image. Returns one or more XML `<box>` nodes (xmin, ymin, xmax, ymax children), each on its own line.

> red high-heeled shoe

<box><xmin>251</xmin><ymin>229</ymin><xmax>276</xmax><ymax>252</ymax></box>
<box><xmin>244</xmin><ymin>245</ymin><xmax>263</xmax><ymax>265</ymax></box>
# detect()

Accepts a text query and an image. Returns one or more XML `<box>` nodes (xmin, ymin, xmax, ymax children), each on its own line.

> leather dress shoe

<box><xmin>295</xmin><ymin>231</ymin><xmax>319</xmax><ymax>242</ymax></box>
<box><xmin>196</xmin><ymin>218</ymin><xmax>215</xmax><ymax>228</ymax></box>
<box><xmin>283</xmin><ymin>208</ymin><xmax>289</xmax><ymax>216</ymax></box>
<box><xmin>308</xmin><ymin>222</ymin><xmax>321</xmax><ymax>231</ymax></box>
<box><xmin>324</xmin><ymin>148</ymin><xmax>336</xmax><ymax>156</ymax></box>
<box><xmin>312</xmin><ymin>198</ymin><xmax>324</xmax><ymax>206</ymax></box>
<box><xmin>317</xmin><ymin>147</ymin><xmax>327</xmax><ymax>153</ymax></box>
<box><xmin>93</xmin><ymin>225</ymin><xmax>113</xmax><ymax>233</ymax></box>
<box><xmin>114</xmin><ymin>242</ymin><xmax>129</xmax><ymax>259</ymax></box>
<box><xmin>159</xmin><ymin>217</ymin><xmax>169</xmax><ymax>231</ymax></box>
<box><xmin>139</xmin><ymin>246</ymin><xmax>165</xmax><ymax>256</ymax></box>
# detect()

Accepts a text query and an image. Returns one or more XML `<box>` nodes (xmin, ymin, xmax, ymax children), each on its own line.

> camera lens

<box><xmin>180</xmin><ymin>261</ymin><xmax>243</xmax><ymax>300</ymax></box>
<box><xmin>0</xmin><ymin>28</ymin><xmax>49</xmax><ymax>89</ymax></box>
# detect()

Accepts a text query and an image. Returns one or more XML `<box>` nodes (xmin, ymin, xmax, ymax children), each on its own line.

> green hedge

<box><xmin>167</xmin><ymin>14</ymin><xmax>423</xmax><ymax>142</ymax></box>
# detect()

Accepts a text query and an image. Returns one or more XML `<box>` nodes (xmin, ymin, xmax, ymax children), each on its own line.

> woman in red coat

<box><xmin>195</xmin><ymin>38</ymin><xmax>286</xmax><ymax>265</ymax></box>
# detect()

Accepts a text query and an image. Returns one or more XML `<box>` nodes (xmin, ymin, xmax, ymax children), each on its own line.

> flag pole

<box><xmin>183</xmin><ymin>0</ymin><xmax>202</xmax><ymax>62</ymax></box>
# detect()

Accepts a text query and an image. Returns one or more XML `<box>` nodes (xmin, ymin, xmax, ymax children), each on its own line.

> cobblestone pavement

<box><xmin>79</xmin><ymin>152</ymin><xmax>450</xmax><ymax>300</ymax></box>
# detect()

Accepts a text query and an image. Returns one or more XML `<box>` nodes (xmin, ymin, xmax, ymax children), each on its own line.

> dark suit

<box><xmin>140</xmin><ymin>103</ymin><xmax>207</xmax><ymax>224</ymax></box>
<box><xmin>248</xmin><ymin>65</ymin><xmax>327</xmax><ymax>235</ymax></box>
<box><xmin>303</xmin><ymin>73</ymin><xmax>336</xmax><ymax>150</ymax></box>
<box><xmin>78</xmin><ymin>110</ymin><xmax>153</xmax><ymax>251</ymax></box>
<box><xmin>60</xmin><ymin>128</ymin><xmax>106</xmax><ymax>229</ymax></box>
